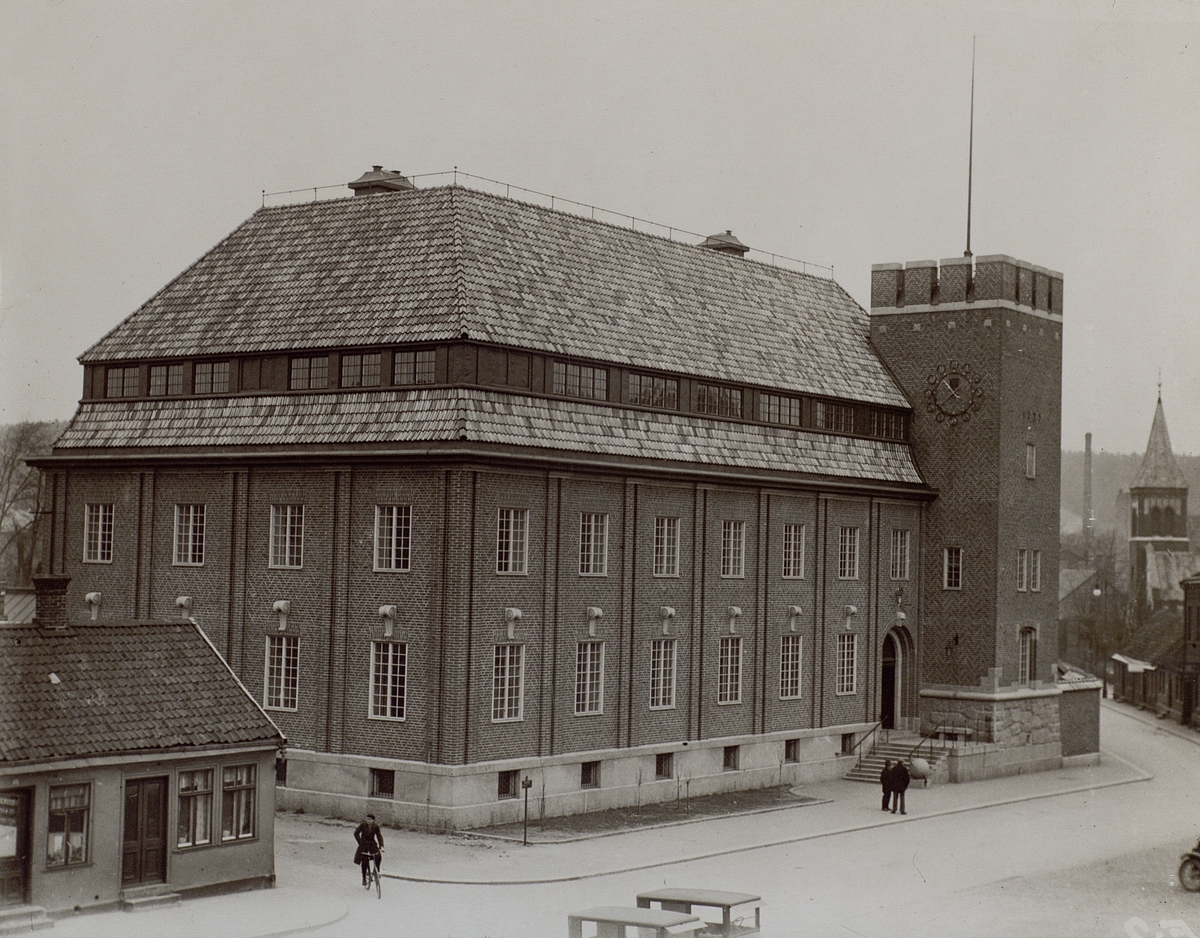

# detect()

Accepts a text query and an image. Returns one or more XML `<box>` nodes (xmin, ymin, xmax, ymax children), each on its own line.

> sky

<box><xmin>2</xmin><ymin>1</ymin><xmax>1198</xmax><ymax>456</ymax></box>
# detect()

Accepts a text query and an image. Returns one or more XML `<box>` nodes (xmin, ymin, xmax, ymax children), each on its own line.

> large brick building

<box><xmin>31</xmin><ymin>168</ymin><xmax>1077</xmax><ymax>828</ymax></box>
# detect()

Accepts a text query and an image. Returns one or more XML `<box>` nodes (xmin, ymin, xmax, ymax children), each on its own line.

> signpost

<box><xmin>521</xmin><ymin>776</ymin><xmax>533</xmax><ymax>845</ymax></box>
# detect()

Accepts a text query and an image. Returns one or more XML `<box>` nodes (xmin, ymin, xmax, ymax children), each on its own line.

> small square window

<box><xmin>497</xmin><ymin>769</ymin><xmax>520</xmax><ymax>800</ymax></box>
<box><xmin>784</xmin><ymin>739</ymin><xmax>800</xmax><ymax>763</ymax></box>
<box><xmin>580</xmin><ymin>761</ymin><xmax>600</xmax><ymax>789</ymax></box>
<box><xmin>655</xmin><ymin>752</ymin><xmax>674</xmax><ymax>780</ymax></box>
<box><xmin>723</xmin><ymin>745</ymin><xmax>739</xmax><ymax>771</ymax></box>
<box><xmin>369</xmin><ymin>768</ymin><xmax>395</xmax><ymax>799</ymax></box>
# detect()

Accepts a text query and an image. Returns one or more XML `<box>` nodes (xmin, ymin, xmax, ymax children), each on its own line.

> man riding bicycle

<box><xmin>353</xmin><ymin>813</ymin><xmax>385</xmax><ymax>888</ymax></box>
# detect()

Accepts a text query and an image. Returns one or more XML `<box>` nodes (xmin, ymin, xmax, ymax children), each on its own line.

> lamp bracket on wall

<box><xmin>659</xmin><ymin>606</ymin><xmax>675</xmax><ymax>635</ymax></box>
<box><xmin>273</xmin><ymin>599</ymin><xmax>291</xmax><ymax>632</ymax></box>
<box><xmin>586</xmin><ymin>606</ymin><xmax>603</xmax><ymax>637</ymax></box>
<box><xmin>505</xmin><ymin>607</ymin><xmax>522</xmax><ymax>640</ymax></box>
<box><xmin>379</xmin><ymin>604</ymin><xmax>398</xmax><ymax>638</ymax></box>
<box><xmin>728</xmin><ymin>606</ymin><xmax>742</xmax><ymax>634</ymax></box>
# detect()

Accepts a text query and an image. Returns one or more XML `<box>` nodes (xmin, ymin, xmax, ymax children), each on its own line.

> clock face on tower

<box><xmin>925</xmin><ymin>362</ymin><xmax>983</xmax><ymax>425</ymax></box>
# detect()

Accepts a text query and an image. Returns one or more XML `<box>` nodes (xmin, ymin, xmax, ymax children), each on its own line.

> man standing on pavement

<box><xmin>891</xmin><ymin>760</ymin><xmax>910</xmax><ymax>815</ymax></box>
<box><xmin>880</xmin><ymin>759</ymin><xmax>894</xmax><ymax>811</ymax></box>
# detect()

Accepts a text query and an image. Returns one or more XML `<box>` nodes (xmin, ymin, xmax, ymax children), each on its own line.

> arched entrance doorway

<box><xmin>881</xmin><ymin>634</ymin><xmax>898</xmax><ymax>730</ymax></box>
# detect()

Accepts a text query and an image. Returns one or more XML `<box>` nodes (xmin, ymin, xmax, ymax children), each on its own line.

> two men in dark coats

<box><xmin>879</xmin><ymin>758</ymin><xmax>910</xmax><ymax>814</ymax></box>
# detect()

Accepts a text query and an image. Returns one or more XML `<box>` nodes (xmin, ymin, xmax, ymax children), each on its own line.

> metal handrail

<box><xmin>902</xmin><ymin>720</ymin><xmax>965</xmax><ymax>762</ymax></box>
<box><xmin>846</xmin><ymin>721</ymin><xmax>884</xmax><ymax>759</ymax></box>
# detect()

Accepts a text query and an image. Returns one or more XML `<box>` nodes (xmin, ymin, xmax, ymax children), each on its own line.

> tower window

<box><xmin>1019</xmin><ymin>628</ymin><xmax>1037</xmax><ymax>685</ymax></box>
<box><xmin>1025</xmin><ymin>444</ymin><xmax>1037</xmax><ymax>479</ymax></box>
<box><xmin>943</xmin><ymin>547</ymin><xmax>963</xmax><ymax>590</ymax></box>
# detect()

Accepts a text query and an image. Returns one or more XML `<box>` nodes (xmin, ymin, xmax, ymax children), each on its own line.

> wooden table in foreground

<box><xmin>567</xmin><ymin>905</ymin><xmax>699</xmax><ymax>938</ymax></box>
<box><xmin>636</xmin><ymin>888</ymin><xmax>762</xmax><ymax>936</ymax></box>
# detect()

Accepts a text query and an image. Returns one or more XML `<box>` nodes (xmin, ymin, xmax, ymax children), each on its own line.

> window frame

<box><xmin>578</xmin><ymin>513</ymin><xmax>609</xmax><ymax>577</ymax></box>
<box><xmin>1019</xmin><ymin>627</ymin><xmax>1037</xmax><ymax>686</ymax></box>
<box><xmin>580</xmin><ymin>761</ymin><xmax>601</xmax><ymax>789</ymax></box>
<box><xmin>46</xmin><ymin>783</ymin><xmax>90</xmax><ymax>868</ymax></box>
<box><xmin>890</xmin><ymin>529</ymin><xmax>910</xmax><ymax>581</ymax></box>
<box><xmin>106</xmin><ymin>365</ymin><xmax>140</xmax><ymax>398</ymax></box>
<box><xmin>370</xmin><ymin>640</ymin><xmax>408</xmax><ymax>721</ymax></box>
<box><xmin>1016</xmin><ymin>548</ymin><xmax>1029</xmax><ymax>592</ymax></box>
<box><xmin>653</xmin><ymin>516</ymin><xmax>680</xmax><ymax>577</ymax></box>
<box><xmin>780</xmin><ymin>634</ymin><xmax>803</xmax><ymax>700</ymax></box>
<box><xmin>1025</xmin><ymin>443</ymin><xmax>1037</xmax><ymax>479</ymax></box>
<box><xmin>264</xmin><ymin>634</ymin><xmax>299</xmax><ymax>711</ymax></box>
<box><xmin>340</xmin><ymin>352</ymin><xmax>382</xmax><ymax>388</ymax></box>
<box><xmin>721</xmin><ymin>520</ymin><xmax>746</xmax><ymax>578</ymax></box>
<box><xmin>782</xmin><ymin>523</ymin><xmax>805</xmax><ymax>579</ymax></box>
<box><xmin>1030</xmin><ymin>549</ymin><xmax>1042</xmax><ymax>592</ymax></box>
<box><xmin>627</xmin><ymin>372</ymin><xmax>679</xmax><ymax>410</ymax></box>
<box><xmin>838</xmin><ymin>526</ymin><xmax>859</xmax><ymax>580</ymax></box>
<box><xmin>759</xmin><ymin>392</ymin><xmax>802</xmax><ymax>427</ymax></box>
<box><xmin>173</xmin><ymin>503</ymin><xmax>206</xmax><ymax>567</ymax></box>
<box><xmin>288</xmin><ymin>354</ymin><xmax>329</xmax><ymax>391</ymax></box>
<box><xmin>552</xmin><ymin>361</ymin><xmax>608</xmax><ymax>401</ymax></box>
<box><xmin>491</xmin><ymin>643</ymin><xmax>525</xmax><ymax>722</ymax></box>
<box><xmin>496</xmin><ymin>508</ymin><xmax>529</xmax><ymax>575</ymax></box>
<box><xmin>394</xmin><ymin>349</ymin><xmax>437</xmax><ymax>386</ymax></box>
<box><xmin>696</xmin><ymin>382</ymin><xmax>743</xmax><ymax>418</ymax></box>
<box><xmin>369</xmin><ymin>768</ymin><xmax>395</xmax><ymax>799</ymax></box>
<box><xmin>270</xmin><ymin>504</ymin><xmax>305</xmax><ymax>569</ymax></box>
<box><xmin>574</xmin><ymin>641</ymin><xmax>605</xmax><ymax>716</ymax></box>
<box><xmin>650</xmin><ymin>638</ymin><xmax>677</xmax><ymax>710</ymax></box>
<box><xmin>149</xmin><ymin>363</ymin><xmax>184</xmax><ymax>397</ymax></box>
<box><xmin>194</xmin><ymin>360</ymin><xmax>231</xmax><ymax>395</ymax></box>
<box><xmin>717</xmin><ymin>635</ymin><xmax>742</xmax><ymax>705</ymax></box>
<box><xmin>836</xmin><ymin>633</ymin><xmax>858</xmax><ymax>696</ymax></box>
<box><xmin>943</xmin><ymin>546</ymin><xmax>963</xmax><ymax>591</ymax></box>
<box><xmin>83</xmin><ymin>502</ymin><xmax>114</xmax><ymax>564</ymax></box>
<box><xmin>176</xmin><ymin>768</ymin><xmax>214</xmax><ymax>849</ymax></box>
<box><xmin>374</xmin><ymin>504</ymin><xmax>412</xmax><ymax>572</ymax></box>
<box><xmin>220</xmin><ymin>764</ymin><xmax>256</xmax><ymax>842</ymax></box>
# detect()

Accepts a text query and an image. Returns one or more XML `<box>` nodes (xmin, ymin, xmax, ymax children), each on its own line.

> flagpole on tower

<box><xmin>965</xmin><ymin>36</ymin><xmax>976</xmax><ymax>259</ymax></box>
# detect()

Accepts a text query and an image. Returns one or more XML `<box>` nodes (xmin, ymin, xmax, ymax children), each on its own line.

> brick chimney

<box><xmin>33</xmin><ymin>574</ymin><xmax>71</xmax><ymax>630</ymax></box>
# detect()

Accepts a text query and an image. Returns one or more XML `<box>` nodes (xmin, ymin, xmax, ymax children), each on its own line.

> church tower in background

<box><xmin>870</xmin><ymin>255</ymin><xmax>1063</xmax><ymax>760</ymax></box>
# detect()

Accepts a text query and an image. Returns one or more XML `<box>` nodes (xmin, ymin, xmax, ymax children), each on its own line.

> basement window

<box><xmin>655</xmin><ymin>752</ymin><xmax>674</xmax><ymax>780</ymax></box>
<box><xmin>369</xmin><ymin>768</ymin><xmax>395</xmax><ymax>800</ymax></box>
<box><xmin>723</xmin><ymin>745</ymin><xmax>740</xmax><ymax>771</ymax></box>
<box><xmin>784</xmin><ymin>739</ymin><xmax>800</xmax><ymax>763</ymax></box>
<box><xmin>580</xmin><ymin>761</ymin><xmax>600</xmax><ymax>789</ymax></box>
<box><xmin>497</xmin><ymin>770</ymin><xmax>520</xmax><ymax>800</ymax></box>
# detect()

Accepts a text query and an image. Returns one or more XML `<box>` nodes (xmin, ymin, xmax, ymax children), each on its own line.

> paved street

<box><xmin>51</xmin><ymin>701</ymin><xmax>1200</xmax><ymax>938</ymax></box>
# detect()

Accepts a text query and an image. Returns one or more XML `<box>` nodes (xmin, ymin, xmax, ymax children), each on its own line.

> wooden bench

<box><xmin>636</xmin><ymin>888</ymin><xmax>761</xmax><ymax>936</ymax></box>
<box><xmin>568</xmin><ymin>905</ymin><xmax>699</xmax><ymax>938</ymax></box>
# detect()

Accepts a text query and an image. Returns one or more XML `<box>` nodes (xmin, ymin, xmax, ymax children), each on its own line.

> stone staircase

<box><xmin>843</xmin><ymin>734</ymin><xmax>951</xmax><ymax>784</ymax></box>
<box><xmin>0</xmin><ymin>905</ymin><xmax>53</xmax><ymax>935</ymax></box>
<box><xmin>119</xmin><ymin>883</ymin><xmax>181</xmax><ymax>912</ymax></box>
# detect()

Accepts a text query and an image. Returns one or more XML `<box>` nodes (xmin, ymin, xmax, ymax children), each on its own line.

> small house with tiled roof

<box><xmin>0</xmin><ymin>576</ymin><xmax>284</xmax><ymax>922</ymax></box>
<box><xmin>30</xmin><ymin>168</ymin><xmax>1077</xmax><ymax>828</ymax></box>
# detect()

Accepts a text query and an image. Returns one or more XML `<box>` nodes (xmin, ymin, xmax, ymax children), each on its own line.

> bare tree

<box><xmin>0</xmin><ymin>421</ymin><xmax>62</xmax><ymax>586</ymax></box>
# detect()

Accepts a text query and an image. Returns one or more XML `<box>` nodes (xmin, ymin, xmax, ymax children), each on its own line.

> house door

<box><xmin>881</xmin><ymin>634</ymin><xmax>897</xmax><ymax>730</ymax></box>
<box><xmin>0</xmin><ymin>790</ymin><xmax>31</xmax><ymax>907</ymax></box>
<box><xmin>122</xmin><ymin>777</ymin><xmax>167</xmax><ymax>886</ymax></box>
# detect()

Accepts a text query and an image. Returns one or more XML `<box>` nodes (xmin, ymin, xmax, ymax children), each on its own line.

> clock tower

<box><xmin>870</xmin><ymin>255</ymin><xmax>1064</xmax><ymax>765</ymax></box>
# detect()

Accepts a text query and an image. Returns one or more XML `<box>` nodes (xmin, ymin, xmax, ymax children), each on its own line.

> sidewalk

<box><xmin>47</xmin><ymin>707</ymin><xmax>1155</xmax><ymax>938</ymax></box>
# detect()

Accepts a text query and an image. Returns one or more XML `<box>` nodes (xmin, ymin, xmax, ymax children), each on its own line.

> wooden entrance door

<box><xmin>881</xmin><ymin>635</ymin><xmax>897</xmax><ymax>730</ymax></box>
<box><xmin>122</xmin><ymin>777</ymin><xmax>167</xmax><ymax>886</ymax></box>
<box><xmin>0</xmin><ymin>789</ymin><xmax>31</xmax><ymax>906</ymax></box>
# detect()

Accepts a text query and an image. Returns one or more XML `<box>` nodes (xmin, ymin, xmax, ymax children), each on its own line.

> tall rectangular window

<box><xmin>627</xmin><ymin>373</ymin><xmax>678</xmax><ymax>409</ymax></box>
<box><xmin>890</xmin><ymin>529</ymin><xmax>910</xmax><ymax>581</ymax></box>
<box><xmin>759</xmin><ymin>393</ymin><xmax>802</xmax><ymax>426</ymax></box>
<box><xmin>174</xmin><ymin>504</ymin><xmax>206</xmax><ymax>566</ymax></box>
<box><xmin>1025</xmin><ymin>444</ymin><xmax>1037</xmax><ymax>479</ymax></box>
<box><xmin>265</xmin><ymin>635</ymin><xmax>299</xmax><ymax>710</ymax></box>
<box><xmin>149</xmin><ymin>363</ymin><xmax>184</xmax><ymax>396</ymax></box>
<box><xmin>944</xmin><ymin>546</ymin><xmax>963</xmax><ymax>590</ymax></box>
<box><xmin>653</xmin><ymin>517</ymin><xmax>679</xmax><ymax>577</ymax></box>
<box><xmin>194</xmin><ymin>361</ymin><xmax>230</xmax><ymax>394</ymax></box>
<box><xmin>106</xmin><ymin>365</ymin><xmax>140</xmax><ymax>398</ymax></box>
<box><xmin>177</xmin><ymin>769</ymin><xmax>213</xmax><ymax>848</ymax></box>
<box><xmin>47</xmin><ymin>784</ymin><xmax>89</xmax><ymax>867</ymax></box>
<box><xmin>816</xmin><ymin>401</ymin><xmax>855</xmax><ymax>433</ymax></box>
<box><xmin>575</xmin><ymin>641</ymin><xmax>604</xmax><ymax>715</ymax></box>
<box><xmin>836</xmin><ymin>633</ymin><xmax>857</xmax><ymax>695</ymax></box>
<box><xmin>838</xmin><ymin>527</ymin><xmax>859</xmax><ymax>580</ymax></box>
<box><xmin>289</xmin><ymin>355</ymin><xmax>329</xmax><ymax>390</ymax></box>
<box><xmin>270</xmin><ymin>504</ymin><xmax>304</xmax><ymax>568</ymax></box>
<box><xmin>83</xmin><ymin>503</ymin><xmax>114</xmax><ymax>563</ymax></box>
<box><xmin>721</xmin><ymin>520</ymin><xmax>745</xmax><ymax>578</ymax></box>
<box><xmin>579</xmin><ymin>513</ymin><xmax>608</xmax><ymax>576</ymax></box>
<box><xmin>374</xmin><ymin>505</ymin><xmax>412</xmax><ymax>572</ymax></box>
<box><xmin>650</xmin><ymin>639</ymin><xmax>676</xmax><ymax>709</ymax></box>
<box><xmin>1030</xmin><ymin>549</ymin><xmax>1041</xmax><ymax>592</ymax></box>
<box><xmin>341</xmin><ymin>352</ymin><xmax>382</xmax><ymax>388</ymax></box>
<box><xmin>696</xmin><ymin>383</ymin><xmax>743</xmax><ymax>417</ymax></box>
<box><xmin>492</xmin><ymin>643</ymin><xmax>524</xmax><ymax>721</ymax></box>
<box><xmin>780</xmin><ymin>634</ymin><xmax>803</xmax><ymax>699</ymax></box>
<box><xmin>394</xmin><ymin>349</ymin><xmax>436</xmax><ymax>385</ymax></box>
<box><xmin>496</xmin><ymin>508</ymin><xmax>528</xmax><ymax>574</ymax></box>
<box><xmin>782</xmin><ymin>524</ymin><xmax>805</xmax><ymax>579</ymax></box>
<box><xmin>553</xmin><ymin>361</ymin><xmax>608</xmax><ymax>401</ymax></box>
<box><xmin>221</xmin><ymin>765</ymin><xmax>256</xmax><ymax>841</ymax></box>
<box><xmin>371</xmin><ymin>641</ymin><xmax>407</xmax><ymax>720</ymax></box>
<box><xmin>718</xmin><ymin>636</ymin><xmax>742</xmax><ymax>704</ymax></box>
<box><xmin>1019</xmin><ymin>628</ymin><xmax>1037</xmax><ymax>686</ymax></box>
<box><xmin>1016</xmin><ymin>549</ymin><xmax>1029</xmax><ymax>592</ymax></box>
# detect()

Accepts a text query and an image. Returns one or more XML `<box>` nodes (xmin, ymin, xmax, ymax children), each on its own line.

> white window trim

<box><xmin>717</xmin><ymin>636</ymin><xmax>743</xmax><ymax>705</ymax></box>
<box><xmin>491</xmin><ymin>643</ymin><xmax>525</xmax><ymax>722</ymax></box>
<box><xmin>82</xmin><ymin>503</ymin><xmax>114</xmax><ymax>565</ymax></box>
<box><xmin>173</xmin><ymin>504</ymin><xmax>205</xmax><ymax>567</ymax></box>
<box><xmin>269</xmin><ymin>504</ymin><xmax>304</xmax><ymax>570</ymax></box>
<box><xmin>653</xmin><ymin>516</ymin><xmax>680</xmax><ymax>578</ymax></box>
<box><xmin>263</xmin><ymin>634</ymin><xmax>299</xmax><ymax>712</ymax></box>
<box><xmin>836</xmin><ymin>633</ymin><xmax>858</xmax><ymax>696</ymax></box>
<box><xmin>779</xmin><ymin>634</ymin><xmax>803</xmax><ymax>700</ymax></box>
<box><xmin>496</xmin><ymin>508</ymin><xmax>529</xmax><ymax>576</ymax></box>
<box><xmin>838</xmin><ymin>526</ymin><xmax>860</xmax><ymax>580</ymax></box>
<box><xmin>368</xmin><ymin>640</ymin><xmax>408</xmax><ymax>722</ymax></box>
<box><xmin>890</xmin><ymin>529</ymin><xmax>910</xmax><ymax>581</ymax></box>
<box><xmin>649</xmin><ymin>638</ymin><xmax>677</xmax><ymax>710</ymax></box>
<box><xmin>373</xmin><ymin>504</ymin><xmax>413</xmax><ymax>573</ymax></box>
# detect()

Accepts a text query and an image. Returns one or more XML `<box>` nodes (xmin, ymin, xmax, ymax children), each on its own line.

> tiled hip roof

<box><xmin>79</xmin><ymin>186</ymin><xmax>909</xmax><ymax>408</ymax></box>
<box><xmin>52</xmin><ymin>389</ymin><xmax>924</xmax><ymax>485</ymax></box>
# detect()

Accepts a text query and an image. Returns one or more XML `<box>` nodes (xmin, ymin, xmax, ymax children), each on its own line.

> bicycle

<box><xmin>361</xmin><ymin>849</ymin><xmax>382</xmax><ymax>899</ymax></box>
